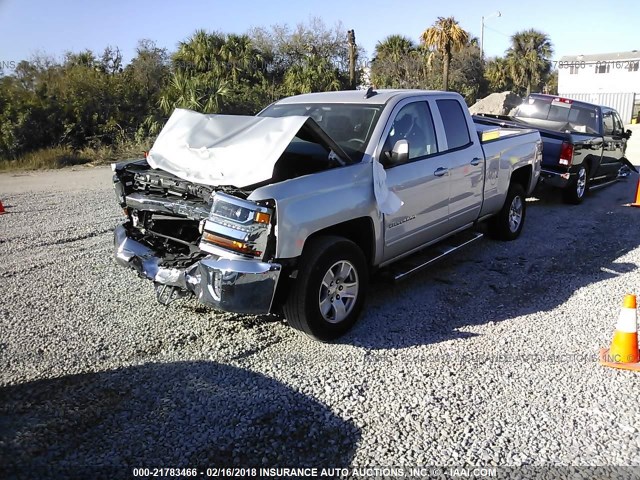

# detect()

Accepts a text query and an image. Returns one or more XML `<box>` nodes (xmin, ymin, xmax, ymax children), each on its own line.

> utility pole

<box><xmin>347</xmin><ymin>29</ymin><xmax>357</xmax><ymax>89</ymax></box>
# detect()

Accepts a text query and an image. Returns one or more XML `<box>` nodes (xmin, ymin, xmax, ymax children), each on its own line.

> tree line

<box><xmin>371</xmin><ymin>19</ymin><xmax>555</xmax><ymax>101</ymax></box>
<box><xmin>0</xmin><ymin>17</ymin><xmax>555</xmax><ymax>163</ymax></box>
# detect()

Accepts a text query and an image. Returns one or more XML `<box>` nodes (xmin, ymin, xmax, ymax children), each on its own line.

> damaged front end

<box><xmin>111</xmin><ymin>108</ymin><xmax>357</xmax><ymax>315</ymax></box>
<box><xmin>112</xmin><ymin>160</ymin><xmax>281</xmax><ymax>314</ymax></box>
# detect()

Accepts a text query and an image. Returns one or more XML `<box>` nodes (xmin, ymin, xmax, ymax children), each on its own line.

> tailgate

<box><xmin>536</xmin><ymin>130</ymin><xmax>566</xmax><ymax>168</ymax></box>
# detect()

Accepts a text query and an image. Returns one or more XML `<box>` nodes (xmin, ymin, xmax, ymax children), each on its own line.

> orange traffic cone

<box><xmin>629</xmin><ymin>177</ymin><xmax>640</xmax><ymax>208</ymax></box>
<box><xmin>600</xmin><ymin>294</ymin><xmax>640</xmax><ymax>371</ymax></box>
<box><xmin>0</xmin><ymin>200</ymin><xmax>5</xmax><ymax>214</ymax></box>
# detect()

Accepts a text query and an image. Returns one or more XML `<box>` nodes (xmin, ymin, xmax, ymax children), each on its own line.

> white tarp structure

<box><xmin>148</xmin><ymin>108</ymin><xmax>402</xmax><ymax>214</ymax></box>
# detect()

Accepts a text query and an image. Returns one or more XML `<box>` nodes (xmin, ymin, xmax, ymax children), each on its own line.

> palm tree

<box><xmin>283</xmin><ymin>54</ymin><xmax>341</xmax><ymax>95</ymax></box>
<box><xmin>374</xmin><ymin>35</ymin><xmax>415</xmax><ymax>67</ymax></box>
<box><xmin>506</xmin><ymin>29</ymin><xmax>553</xmax><ymax>96</ymax></box>
<box><xmin>159</xmin><ymin>70</ymin><xmax>228</xmax><ymax>114</ymax></box>
<box><xmin>173</xmin><ymin>29</ymin><xmax>225</xmax><ymax>75</ymax></box>
<box><xmin>372</xmin><ymin>35</ymin><xmax>417</xmax><ymax>88</ymax></box>
<box><xmin>162</xmin><ymin>30</ymin><xmax>231</xmax><ymax>115</ymax></box>
<box><xmin>484</xmin><ymin>57</ymin><xmax>513</xmax><ymax>92</ymax></box>
<box><xmin>64</xmin><ymin>50</ymin><xmax>97</xmax><ymax>68</ymax></box>
<box><xmin>420</xmin><ymin>17</ymin><xmax>469</xmax><ymax>91</ymax></box>
<box><xmin>220</xmin><ymin>34</ymin><xmax>263</xmax><ymax>84</ymax></box>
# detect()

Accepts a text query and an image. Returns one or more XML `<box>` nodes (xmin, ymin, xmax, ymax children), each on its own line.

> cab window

<box><xmin>383</xmin><ymin>102</ymin><xmax>438</xmax><ymax>163</ymax></box>
<box><xmin>436</xmin><ymin>99</ymin><xmax>471</xmax><ymax>150</ymax></box>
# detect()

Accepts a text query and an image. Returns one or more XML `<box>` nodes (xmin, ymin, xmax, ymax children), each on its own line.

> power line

<box><xmin>483</xmin><ymin>25</ymin><xmax>511</xmax><ymax>38</ymax></box>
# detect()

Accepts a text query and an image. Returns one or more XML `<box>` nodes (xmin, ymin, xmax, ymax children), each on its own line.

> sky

<box><xmin>0</xmin><ymin>0</ymin><xmax>638</xmax><ymax>69</ymax></box>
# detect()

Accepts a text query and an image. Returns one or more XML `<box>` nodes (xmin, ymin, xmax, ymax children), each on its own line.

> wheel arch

<box><xmin>304</xmin><ymin>217</ymin><xmax>376</xmax><ymax>267</ymax></box>
<box><xmin>581</xmin><ymin>154</ymin><xmax>596</xmax><ymax>177</ymax></box>
<box><xmin>271</xmin><ymin>217</ymin><xmax>375</xmax><ymax>312</ymax></box>
<box><xmin>510</xmin><ymin>165</ymin><xmax>533</xmax><ymax>194</ymax></box>
<box><xmin>282</xmin><ymin>234</ymin><xmax>369</xmax><ymax>341</ymax></box>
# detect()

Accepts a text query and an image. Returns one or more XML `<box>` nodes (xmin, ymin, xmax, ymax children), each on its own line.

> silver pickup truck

<box><xmin>112</xmin><ymin>89</ymin><xmax>542</xmax><ymax>340</ymax></box>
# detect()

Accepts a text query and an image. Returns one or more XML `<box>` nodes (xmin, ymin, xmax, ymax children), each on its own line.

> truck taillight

<box><xmin>559</xmin><ymin>142</ymin><xmax>574</xmax><ymax>166</ymax></box>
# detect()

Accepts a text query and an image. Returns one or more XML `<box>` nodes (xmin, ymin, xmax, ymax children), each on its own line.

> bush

<box><xmin>0</xmin><ymin>146</ymin><xmax>91</xmax><ymax>171</ymax></box>
<box><xmin>0</xmin><ymin>138</ymin><xmax>153</xmax><ymax>172</ymax></box>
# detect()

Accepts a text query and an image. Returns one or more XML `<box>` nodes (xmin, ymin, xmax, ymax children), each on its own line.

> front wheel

<box><xmin>563</xmin><ymin>164</ymin><xmax>589</xmax><ymax>204</ymax></box>
<box><xmin>283</xmin><ymin>236</ymin><xmax>368</xmax><ymax>341</ymax></box>
<box><xmin>488</xmin><ymin>183</ymin><xmax>527</xmax><ymax>241</ymax></box>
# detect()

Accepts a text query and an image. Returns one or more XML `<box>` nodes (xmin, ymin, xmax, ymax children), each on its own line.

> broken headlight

<box><xmin>199</xmin><ymin>192</ymin><xmax>274</xmax><ymax>259</ymax></box>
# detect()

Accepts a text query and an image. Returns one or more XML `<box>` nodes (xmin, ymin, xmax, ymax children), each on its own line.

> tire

<box><xmin>563</xmin><ymin>164</ymin><xmax>589</xmax><ymax>204</ymax></box>
<box><xmin>488</xmin><ymin>182</ymin><xmax>527</xmax><ymax>241</ymax></box>
<box><xmin>283</xmin><ymin>236</ymin><xmax>368</xmax><ymax>341</ymax></box>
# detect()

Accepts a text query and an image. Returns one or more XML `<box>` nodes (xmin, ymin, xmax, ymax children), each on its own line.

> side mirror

<box><xmin>626</xmin><ymin>129</ymin><xmax>633</xmax><ymax>139</ymax></box>
<box><xmin>383</xmin><ymin>139</ymin><xmax>409</xmax><ymax>167</ymax></box>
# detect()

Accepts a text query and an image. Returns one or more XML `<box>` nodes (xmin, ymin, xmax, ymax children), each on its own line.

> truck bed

<box><xmin>474</xmin><ymin>114</ymin><xmax>599</xmax><ymax>168</ymax></box>
<box><xmin>472</xmin><ymin>123</ymin><xmax>541</xmax><ymax>218</ymax></box>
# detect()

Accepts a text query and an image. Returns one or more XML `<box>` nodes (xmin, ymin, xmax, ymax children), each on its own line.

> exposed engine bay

<box><xmin>112</xmin><ymin>147</ymin><xmax>342</xmax><ymax>288</ymax></box>
<box><xmin>114</xmin><ymin>160</ymin><xmax>257</xmax><ymax>268</ymax></box>
<box><xmin>112</xmin><ymin>157</ymin><xmax>283</xmax><ymax>308</ymax></box>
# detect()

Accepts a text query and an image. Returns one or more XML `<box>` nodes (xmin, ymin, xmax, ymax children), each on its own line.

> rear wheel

<box><xmin>283</xmin><ymin>236</ymin><xmax>368</xmax><ymax>341</ymax></box>
<box><xmin>563</xmin><ymin>164</ymin><xmax>589</xmax><ymax>204</ymax></box>
<box><xmin>488</xmin><ymin>183</ymin><xmax>527</xmax><ymax>241</ymax></box>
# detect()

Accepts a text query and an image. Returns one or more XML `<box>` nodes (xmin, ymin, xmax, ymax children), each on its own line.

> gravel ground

<box><xmin>1</xmin><ymin>165</ymin><xmax>640</xmax><ymax>478</ymax></box>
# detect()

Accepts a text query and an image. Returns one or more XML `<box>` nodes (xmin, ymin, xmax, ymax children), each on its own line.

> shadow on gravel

<box><xmin>341</xmin><ymin>178</ymin><xmax>640</xmax><ymax>349</ymax></box>
<box><xmin>0</xmin><ymin>361</ymin><xmax>360</xmax><ymax>478</ymax></box>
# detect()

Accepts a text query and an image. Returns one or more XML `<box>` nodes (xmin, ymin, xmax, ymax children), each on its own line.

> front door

<box><xmin>381</xmin><ymin>100</ymin><xmax>450</xmax><ymax>261</ymax></box>
<box><xmin>597</xmin><ymin>109</ymin><xmax>625</xmax><ymax>179</ymax></box>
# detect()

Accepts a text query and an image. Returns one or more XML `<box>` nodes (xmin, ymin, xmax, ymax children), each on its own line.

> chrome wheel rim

<box><xmin>576</xmin><ymin>167</ymin><xmax>587</xmax><ymax>198</ymax></box>
<box><xmin>319</xmin><ymin>260</ymin><xmax>359</xmax><ymax>324</ymax></box>
<box><xmin>508</xmin><ymin>196</ymin><xmax>523</xmax><ymax>233</ymax></box>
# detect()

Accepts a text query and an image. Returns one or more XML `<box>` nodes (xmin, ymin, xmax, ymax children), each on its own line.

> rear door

<box><xmin>431</xmin><ymin>98</ymin><xmax>485</xmax><ymax>229</ymax></box>
<box><xmin>380</xmin><ymin>98</ymin><xmax>450</xmax><ymax>261</ymax></box>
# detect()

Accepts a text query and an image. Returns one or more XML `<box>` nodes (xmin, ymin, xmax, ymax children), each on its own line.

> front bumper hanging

<box><xmin>114</xmin><ymin>225</ymin><xmax>281</xmax><ymax>315</ymax></box>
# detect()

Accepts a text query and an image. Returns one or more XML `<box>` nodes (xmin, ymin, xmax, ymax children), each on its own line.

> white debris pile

<box><xmin>469</xmin><ymin>91</ymin><xmax>523</xmax><ymax>116</ymax></box>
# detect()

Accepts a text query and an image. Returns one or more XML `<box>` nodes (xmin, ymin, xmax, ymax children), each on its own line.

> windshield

<box><xmin>514</xmin><ymin>97</ymin><xmax>599</xmax><ymax>134</ymax></box>
<box><xmin>259</xmin><ymin>103</ymin><xmax>383</xmax><ymax>162</ymax></box>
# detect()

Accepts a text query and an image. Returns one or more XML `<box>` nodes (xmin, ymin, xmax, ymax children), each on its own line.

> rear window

<box><xmin>516</xmin><ymin>97</ymin><xmax>572</xmax><ymax>121</ymax></box>
<box><xmin>436</xmin><ymin>99</ymin><xmax>471</xmax><ymax>150</ymax></box>
<box><xmin>515</xmin><ymin>97</ymin><xmax>598</xmax><ymax>134</ymax></box>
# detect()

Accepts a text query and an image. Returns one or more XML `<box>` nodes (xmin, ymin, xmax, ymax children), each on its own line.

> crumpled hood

<box><xmin>147</xmin><ymin>108</ymin><xmax>403</xmax><ymax>214</ymax></box>
<box><xmin>147</xmin><ymin>108</ymin><xmax>348</xmax><ymax>188</ymax></box>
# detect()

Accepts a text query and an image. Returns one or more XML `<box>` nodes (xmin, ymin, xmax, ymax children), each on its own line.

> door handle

<box><xmin>470</xmin><ymin>157</ymin><xmax>482</xmax><ymax>166</ymax></box>
<box><xmin>434</xmin><ymin>167</ymin><xmax>449</xmax><ymax>177</ymax></box>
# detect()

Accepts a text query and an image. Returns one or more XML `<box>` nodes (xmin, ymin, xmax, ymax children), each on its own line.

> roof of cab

<box><xmin>274</xmin><ymin>89</ymin><xmax>462</xmax><ymax>105</ymax></box>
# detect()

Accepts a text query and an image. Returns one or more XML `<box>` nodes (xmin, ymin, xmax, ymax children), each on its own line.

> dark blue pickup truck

<box><xmin>474</xmin><ymin>94</ymin><xmax>634</xmax><ymax>203</ymax></box>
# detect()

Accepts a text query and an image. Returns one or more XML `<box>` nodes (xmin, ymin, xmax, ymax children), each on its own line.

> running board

<box><xmin>589</xmin><ymin>178</ymin><xmax>619</xmax><ymax>191</ymax></box>
<box><xmin>383</xmin><ymin>231</ymin><xmax>484</xmax><ymax>282</ymax></box>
